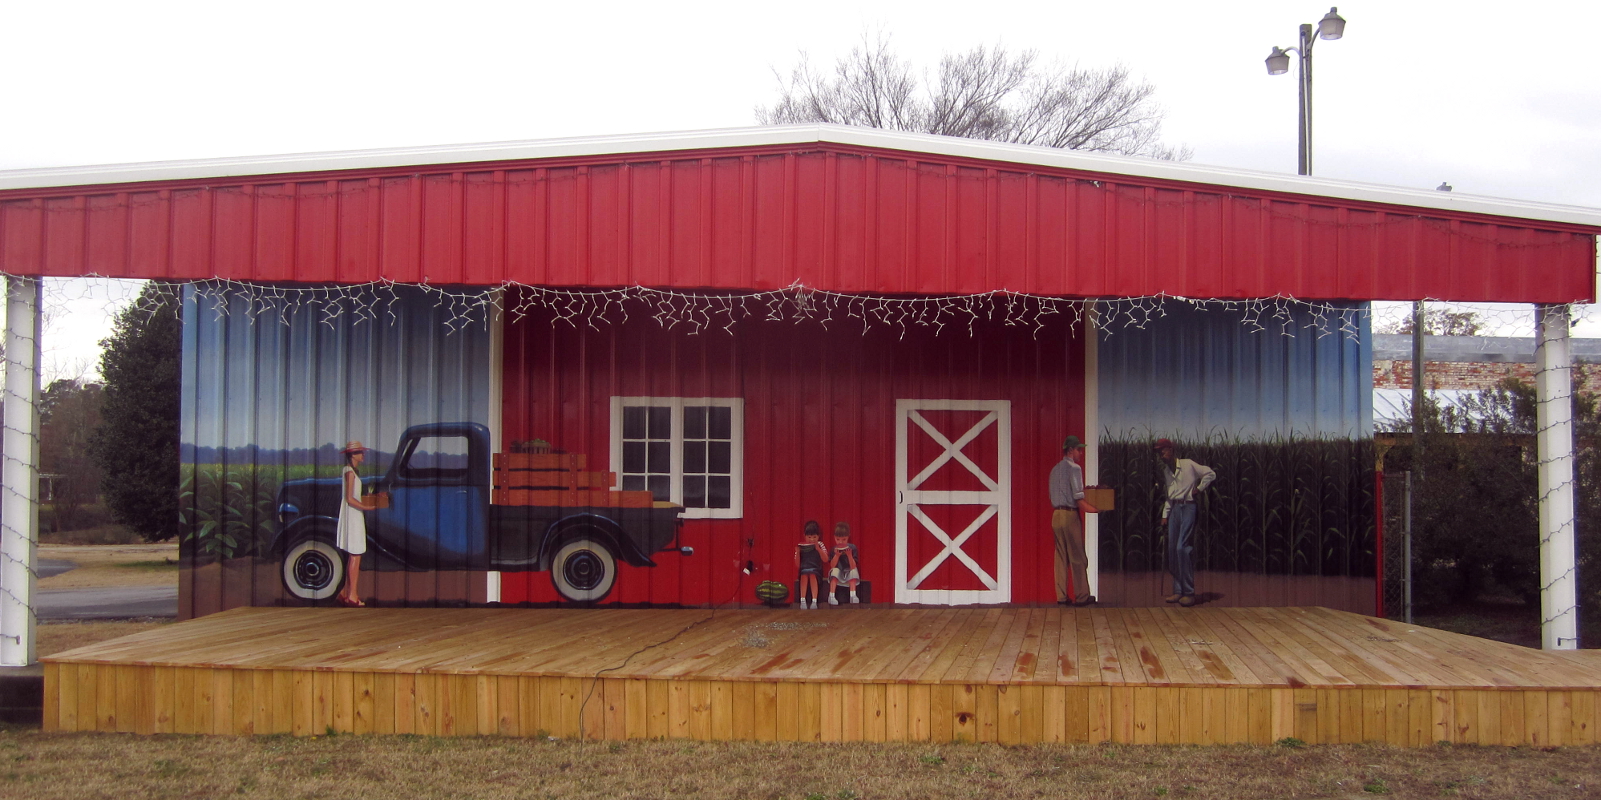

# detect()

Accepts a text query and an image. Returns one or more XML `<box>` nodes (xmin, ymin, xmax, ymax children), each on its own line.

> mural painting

<box><xmin>1094</xmin><ymin>301</ymin><xmax>1377</xmax><ymax>611</ymax></box>
<box><xmin>180</xmin><ymin>285</ymin><xmax>1376</xmax><ymax>617</ymax></box>
<box><xmin>179</xmin><ymin>286</ymin><xmax>690</xmax><ymax>617</ymax></box>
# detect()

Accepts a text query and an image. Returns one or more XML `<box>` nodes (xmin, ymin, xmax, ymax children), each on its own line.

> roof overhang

<box><xmin>3</xmin><ymin>124</ymin><xmax>1599</xmax><ymax>230</ymax></box>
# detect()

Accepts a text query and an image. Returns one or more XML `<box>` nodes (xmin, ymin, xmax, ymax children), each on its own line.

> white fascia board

<box><xmin>1</xmin><ymin>124</ymin><xmax>1599</xmax><ymax>229</ymax></box>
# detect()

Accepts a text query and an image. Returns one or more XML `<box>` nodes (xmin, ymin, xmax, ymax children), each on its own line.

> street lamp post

<box><xmin>1265</xmin><ymin>7</ymin><xmax>1346</xmax><ymax>176</ymax></box>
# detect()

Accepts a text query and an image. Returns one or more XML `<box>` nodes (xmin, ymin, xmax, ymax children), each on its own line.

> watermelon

<box><xmin>755</xmin><ymin>580</ymin><xmax>789</xmax><ymax>606</ymax></box>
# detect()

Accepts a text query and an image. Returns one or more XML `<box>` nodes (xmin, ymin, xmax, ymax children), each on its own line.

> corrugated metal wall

<box><xmin>500</xmin><ymin>292</ymin><xmax>1087</xmax><ymax>607</ymax></box>
<box><xmin>1094</xmin><ymin>301</ymin><xmax>1376</xmax><ymax>612</ymax></box>
<box><xmin>177</xmin><ymin>288</ymin><xmax>1378</xmax><ymax>615</ymax></box>
<box><xmin>3</xmin><ymin>146</ymin><xmax>1593</xmax><ymax>303</ymax></box>
<box><xmin>1098</xmin><ymin>301</ymin><xmax>1372</xmax><ymax>439</ymax></box>
<box><xmin>179</xmin><ymin>285</ymin><xmax>494</xmax><ymax>618</ymax></box>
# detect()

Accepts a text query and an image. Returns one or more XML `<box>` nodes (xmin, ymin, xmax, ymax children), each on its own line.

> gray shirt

<box><xmin>1049</xmin><ymin>457</ymin><xmax>1084</xmax><ymax>509</ymax></box>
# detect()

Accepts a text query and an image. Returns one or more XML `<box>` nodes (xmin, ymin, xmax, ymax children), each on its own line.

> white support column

<box><xmin>1083</xmin><ymin>304</ymin><xmax>1099</xmax><ymax>599</ymax></box>
<box><xmin>1</xmin><ymin>276</ymin><xmax>41</xmax><ymax>667</ymax></box>
<box><xmin>1536</xmin><ymin>303</ymin><xmax>1579</xmax><ymax>651</ymax></box>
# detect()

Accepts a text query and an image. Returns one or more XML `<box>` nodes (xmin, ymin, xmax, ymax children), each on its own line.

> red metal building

<box><xmin>2</xmin><ymin>125</ymin><xmax>1597</xmax><ymax>617</ymax></box>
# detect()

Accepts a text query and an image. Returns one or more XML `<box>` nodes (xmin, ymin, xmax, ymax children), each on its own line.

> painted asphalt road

<box><xmin>38</xmin><ymin>558</ymin><xmax>76</xmax><ymax>579</ymax></box>
<box><xmin>37</xmin><ymin>586</ymin><xmax>178</xmax><ymax>620</ymax></box>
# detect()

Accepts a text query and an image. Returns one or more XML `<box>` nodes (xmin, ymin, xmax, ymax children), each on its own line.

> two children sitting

<box><xmin>794</xmin><ymin>520</ymin><xmax>862</xmax><ymax>609</ymax></box>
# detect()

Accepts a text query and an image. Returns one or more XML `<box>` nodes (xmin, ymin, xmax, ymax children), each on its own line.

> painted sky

<box><xmin>3</xmin><ymin>0</ymin><xmax>1596</xmax><ymax>376</ymax></box>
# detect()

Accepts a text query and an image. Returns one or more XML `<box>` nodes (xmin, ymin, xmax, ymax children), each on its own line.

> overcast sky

<box><xmin>3</xmin><ymin>0</ymin><xmax>1597</xmax><ymax>376</ymax></box>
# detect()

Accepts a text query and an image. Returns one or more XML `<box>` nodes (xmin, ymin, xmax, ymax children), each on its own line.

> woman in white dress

<box><xmin>336</xmin><ymin>441</ymin><xmax>378</xmax><ymax>607</ymax></box>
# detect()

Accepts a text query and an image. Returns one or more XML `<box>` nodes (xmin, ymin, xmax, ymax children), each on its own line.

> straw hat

<box><xmin>341</xmin><ymin>441</ymin><xmax>370</xmax><ymax>454</ymax></box>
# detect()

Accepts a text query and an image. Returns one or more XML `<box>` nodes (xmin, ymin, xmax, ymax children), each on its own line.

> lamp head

<box><xmin>1265</xmin><ymin>46</ymin><xmax>1291</xmax><ymax>75</ymax></box>
<box><xmin>1318</xmin><ymin>7</ymin><xmax>1346</xmax><ymax>40</ymax></box>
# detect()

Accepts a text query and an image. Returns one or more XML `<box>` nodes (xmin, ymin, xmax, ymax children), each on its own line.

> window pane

<box><xmin>622</xmin><ymin>442</ymin><xmax>646</xmax><ymax>473</ymax></box>
<box><xmin>622</xmin><ymin>406</ymin><xmax>646</xmax><ymax>440</ymax></box>
<box><xmin>709</xmin><ymin>406</ymin><xmax>732</xmax><ymax>439</ymax></box>
<box><xmin>708</xmin><ymin>441</ymin><xmax>731</xmax><ymax>474</ymax></box>
<box><xmin>622</xmin><ymin>474</ymin><xmax>645</xmax><ymax>492</ymax></box>
<box><xmin>400</xmin><ymin>436</ymin><xmax>471</xmax><ymax>483</ymax></box>
<box><xmin>708</xmin><ymin>476</ymin><xmax>731</xmax><ymax>509</ymax></box>
<box><xmin>647</xmin><ymin>442</ymin><xmax>671</xmax><ymax>473</ymax></box>
<box><xmin>683</xmin><ymin>441</ymin><xmax>706</xmax><ymax>473</ymax></box>
<box><xmin>648</xmin><ymin>406</ymin><xmax>672</xmax><ymax>438</ymax></box>
<box><xmin>683</xmin><ymin>406</ymin><xmax>707</xmax><ymax>439</ymax></box>
<box><xmin>647</xmin><ymin>475</ymin><xmax>670</xmax><ymax>502</ymax></box>
<box><xmin>683</xmin><ymin>475</ymin><xmax>706</xmax><ymax>508</ymax></box>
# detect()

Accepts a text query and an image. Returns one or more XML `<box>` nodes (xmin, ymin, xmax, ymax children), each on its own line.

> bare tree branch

<box><xmin>758</xmin><ymin>36</ymin><xmax>1190</xmax><ymax>161</ymax></box>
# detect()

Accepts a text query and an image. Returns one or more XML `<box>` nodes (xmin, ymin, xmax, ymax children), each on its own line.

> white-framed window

<box><xmin>609</xmin><ymin>397</ymin><xmax>744</xmax><ymax>519</ymax></box>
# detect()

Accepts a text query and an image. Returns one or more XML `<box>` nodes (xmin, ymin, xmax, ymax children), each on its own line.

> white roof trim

<box><xmin>1</xmin><ymin>124</ymin><xmax>1598</xmax><ymax>228</ymax></box>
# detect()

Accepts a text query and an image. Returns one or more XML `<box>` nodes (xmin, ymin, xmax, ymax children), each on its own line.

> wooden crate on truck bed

<box><xmin>492</xmin><ymin>488</ymin><xmax>655</xmax><ymax>508</ymax></box>
<box><xmin>491</xmin><ymin>450</ymin><xmax>650</xmax><ymax>507</ymax></box>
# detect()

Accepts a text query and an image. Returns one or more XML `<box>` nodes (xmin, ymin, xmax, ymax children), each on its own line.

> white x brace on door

<box><xmin>894</xmin><ymin>399</ymin><xmax>1011</xmax><ymax>604</ymax></box>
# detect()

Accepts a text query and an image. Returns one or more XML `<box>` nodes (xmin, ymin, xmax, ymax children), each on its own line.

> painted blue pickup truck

<box><xmin>271</xmin><ymin>422</ymin><xmax>686</xmax><ymax>604</ymax></box>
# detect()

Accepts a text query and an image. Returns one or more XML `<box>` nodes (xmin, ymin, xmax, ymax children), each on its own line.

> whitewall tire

<box><xmin>550</xmin><ymin>537</ymin><xmax>618</xmax><ymax>603</ymax></box>
<box><xmin>282</xmin><ymin>539</ymin><xmax>345</xmax><ymax>601</ymax></box>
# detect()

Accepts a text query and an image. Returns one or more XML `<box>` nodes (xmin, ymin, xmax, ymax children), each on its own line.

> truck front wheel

<box><xmin>282</xmin><ymin>539</ymin><xmax>344</xmax><ymax>601</ymax></box>
<box><xmin>550</xmin><ymin>536</ymin><xmax>617</xmax><ymax>603</ymax></box>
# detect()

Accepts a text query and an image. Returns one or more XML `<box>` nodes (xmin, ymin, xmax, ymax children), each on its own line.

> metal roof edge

<box><xmin>2</xmin><ymin>124</ymin><xmax>1599</xmax><ymax>229</ymax></box>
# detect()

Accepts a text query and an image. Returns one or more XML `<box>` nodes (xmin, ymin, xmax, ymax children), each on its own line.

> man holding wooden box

<box><xmin>1049</xmin><ymin>437</ymin><xmax>1099</xmax><ymax>607</ymax></box>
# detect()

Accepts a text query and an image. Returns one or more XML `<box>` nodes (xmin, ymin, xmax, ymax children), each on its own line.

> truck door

<box><xmin>382</xmin><ymin>431</ymin><xmax>489</xmax><ymax>571</ymax></box>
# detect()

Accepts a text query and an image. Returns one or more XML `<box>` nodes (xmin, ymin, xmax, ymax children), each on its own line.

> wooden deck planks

<box><xmin>42</xmin><ymin>606</ymin><xmax>1601</xmax><ymax>746</ymax></box>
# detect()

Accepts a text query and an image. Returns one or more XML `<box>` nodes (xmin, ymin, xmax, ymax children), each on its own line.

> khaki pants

<box><xmin>1052</xmin><ymin>509</ymin><xmax>1090</xmax><ymax>603</ymax></box>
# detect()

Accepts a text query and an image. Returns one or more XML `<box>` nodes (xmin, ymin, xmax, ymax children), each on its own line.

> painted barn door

<box><xmin>894</xmin><ymin>400</ymin><xmax>1012</xmax><ymax>604</ymax></box>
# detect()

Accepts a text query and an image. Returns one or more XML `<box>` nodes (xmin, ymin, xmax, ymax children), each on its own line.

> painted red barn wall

<box><xmin>2</xmin><ymin>145</ymin><xmax>1593</xmax><ymax>303</ymax></box>
<box><xmin>498</xmin><ymin>293</ymin><xmax>1087</xmax><ymax>606</ymax></box>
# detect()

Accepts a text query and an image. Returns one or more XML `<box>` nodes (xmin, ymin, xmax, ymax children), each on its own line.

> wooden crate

<box><xmin>491</xmin><ymin>489</ymin><xmax>654</xmax><ymax>508</ymax></box>
<box><xmin>494</xmin><ymin>453</ymin><xmax>587</xmax><ymax>470</ymax></box>
<box><xmin>492</xmin><ymin>469</ymin><xmax>616</xmax><ymax>490</ymax></box>
<box><xmin>1084</xmin><ymin>486</ymin><xmax>1115</xmax><ymax>511</ymax></box>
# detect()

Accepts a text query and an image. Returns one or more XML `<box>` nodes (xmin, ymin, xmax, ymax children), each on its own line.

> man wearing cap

<box><xmin>1049</xmin><ymin>437</ymin><xmax>1099</xmax><ymax>606</ymax></box>
<box><xmin>1154</xmin><ymin>439</ymin><xmax>1216</xmax><ymax>607</ymax></box>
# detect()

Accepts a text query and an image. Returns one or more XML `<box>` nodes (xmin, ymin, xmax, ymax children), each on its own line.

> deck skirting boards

<box><xmin>45</xmin><ymin>664</ymin><xmax>1600</xmax><ymax>746</ymax></box>
<box><xmin>41</xmin><ymin>607</ymin><xmax>1601</xmax><ymax>746</ymax></box>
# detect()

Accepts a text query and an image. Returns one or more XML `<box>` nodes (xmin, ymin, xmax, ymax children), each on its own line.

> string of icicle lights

<box><xmin>83</xmin><ymin>276</ymin><xmax>1378</xmax><ymax>340</ymax></box>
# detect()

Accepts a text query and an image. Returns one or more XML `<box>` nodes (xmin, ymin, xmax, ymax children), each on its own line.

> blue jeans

<box><xmin>1167</xmin><ymin>503</ymin><xmax>1197</xmax><ymax>597</ymax></box>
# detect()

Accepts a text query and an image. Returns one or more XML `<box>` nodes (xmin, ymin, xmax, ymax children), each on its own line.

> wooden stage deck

<box><xmin>42</xmin><ymin>606</ymin><xmax>1601</xmax><ymax>746</ymax></box>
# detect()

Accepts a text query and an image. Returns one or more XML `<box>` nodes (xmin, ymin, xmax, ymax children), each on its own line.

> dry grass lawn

<box><xmin>36</xmin><ymin>620</ymin><xmax>172</xmax><ymax>658</ymax></box>
<box><xmin>38</xmin><ymin>543</ymin><xmax>178</xmax><ymax>589</ymax></box>
<box><xmin>0</xmin><ymin>732</ymin><xmax>1597</xmax><ymax>799</ymax></box>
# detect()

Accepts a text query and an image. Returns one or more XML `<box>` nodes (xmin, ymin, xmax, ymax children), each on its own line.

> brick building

<box><xmin>1373</xmin><ymin>334</ymin><xmax>1601</xmax><ymax>392</ymax></box>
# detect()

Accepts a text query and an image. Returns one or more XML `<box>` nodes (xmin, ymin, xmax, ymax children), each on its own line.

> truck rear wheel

<box><xmin>283</xmin><ymin>539</ymin><xmax>344</xmax><ymax>601</ymax></box>
<box><xmin>550</xmin><ymin>536</ymin><xmax>617</xmax><ymax>603</ymax></box>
